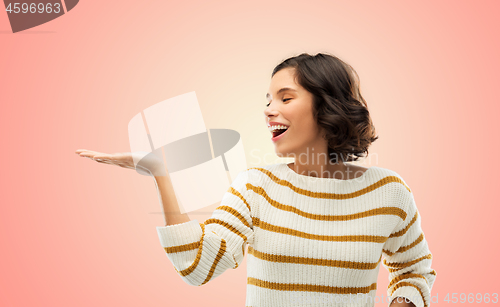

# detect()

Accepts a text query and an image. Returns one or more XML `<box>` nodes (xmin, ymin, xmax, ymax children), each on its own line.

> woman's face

<box><xmin>264</xmin><ymin>67</ymin><xmax>327</xmax><ymax>159</ymax></box>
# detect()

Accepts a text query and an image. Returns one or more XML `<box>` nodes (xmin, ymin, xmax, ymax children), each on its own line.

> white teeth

<box><xmin>268</xmin><ymin>125</ymin><xmax>289</xmax><ymax>132</ymax></box>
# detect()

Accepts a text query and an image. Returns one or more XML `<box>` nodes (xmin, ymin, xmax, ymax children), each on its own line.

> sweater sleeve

<box><xmin>155</xmin><ymin>169</ymin><xmax>255</xmax><ymax>286</ymax></box>
<box><xmin>381</xmin><ymin>189</ymin><xmax>437</xmax><ymax>307</ymax></box>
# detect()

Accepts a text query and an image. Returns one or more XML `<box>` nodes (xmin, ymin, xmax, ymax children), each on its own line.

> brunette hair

<box><xmin>272</xmin><ymin>52</ymin><xmax>379</xmax><ymax>164</ymax></box>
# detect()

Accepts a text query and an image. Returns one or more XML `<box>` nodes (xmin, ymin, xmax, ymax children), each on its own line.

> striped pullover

<box><xmin>156</xmin><ymin>163</ymin><xmax>437</xmax><ymax>307</ymax></box>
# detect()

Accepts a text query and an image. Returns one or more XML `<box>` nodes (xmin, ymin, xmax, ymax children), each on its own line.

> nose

<box><xmin>264</xmin><ymin>103</ymin><xmax>278</xmax><ymax>122</ymax></box>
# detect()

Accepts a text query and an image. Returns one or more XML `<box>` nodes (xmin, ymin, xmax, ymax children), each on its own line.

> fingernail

<box><xmin>96</xmin><ymin>159</ymin><xmax>102</xmax><ymax>162</ymax></box>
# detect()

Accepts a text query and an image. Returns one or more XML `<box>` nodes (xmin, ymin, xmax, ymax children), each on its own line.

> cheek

<box><xmin>292</xmin><ymin>120</ymin><xmax>317</xmax><ymax>140</ymax></box>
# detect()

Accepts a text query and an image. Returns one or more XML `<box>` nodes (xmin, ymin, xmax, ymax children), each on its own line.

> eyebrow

<box><xmin>266</xmin><ymin>87</ymin><xmax>297</xmax><ymax>101</ymax></box>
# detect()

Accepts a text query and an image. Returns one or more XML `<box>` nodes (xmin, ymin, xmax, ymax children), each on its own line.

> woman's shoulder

<box><xmin>372</xmin><ymin>165</ymin><xmax>413</xmax><ymax>194</ymax></box>
<box><xmin>369</xmin><ymin>166</ymin><xmax>418</xmax><ymax>216</ymax></box>
<box><xmin>371</xmin><ymin>165</ymin><xmax>402</xmax><ymax>177</ymax></box>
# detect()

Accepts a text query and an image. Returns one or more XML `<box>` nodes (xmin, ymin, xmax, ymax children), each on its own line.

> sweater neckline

<box><xmin>281</xmin><ymin>162</ymin><xmax>376</xmax><ymax>184</ymax></box>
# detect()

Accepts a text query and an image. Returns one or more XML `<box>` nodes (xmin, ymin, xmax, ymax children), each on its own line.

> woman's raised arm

<box><xmin>74</xmin><ymin>149</ymin><xmax>190</xmax><ymax>226</ymax></box>
<box><xmin>156</xmin><ymin>169</ymin><xmax>256</xmax><ymax>286</ymax></box>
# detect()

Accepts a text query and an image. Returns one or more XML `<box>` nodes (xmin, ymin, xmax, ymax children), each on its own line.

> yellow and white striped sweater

<box><xmin>156</xmin><ymin>163</ymin><xmax>436</xmax><ymax>307</ymax></box>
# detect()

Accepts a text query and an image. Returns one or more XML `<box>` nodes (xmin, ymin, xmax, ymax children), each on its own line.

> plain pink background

<box><xmin>1</xmin><ymin>0</ymin><xmax>499</xmax><ymax>306</ymax></box>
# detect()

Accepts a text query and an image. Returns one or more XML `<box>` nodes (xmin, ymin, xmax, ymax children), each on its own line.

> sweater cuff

<box><xmin>390</xmin><ymin>285</ymin><xmax>425</xmax><ymax>307</ymax></box>
<box><xmin>156</xmin><ymin>219</ymin><xmax>201</xmax><ymax>248</ymax></box>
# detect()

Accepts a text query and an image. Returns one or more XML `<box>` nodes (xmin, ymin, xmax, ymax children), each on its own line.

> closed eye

<box><xmin>266</xmin><ymin>98</ymin><xmax>291</xmax><ymax>107</ymax></box>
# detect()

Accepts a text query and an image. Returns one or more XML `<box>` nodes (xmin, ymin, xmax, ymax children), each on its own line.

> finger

<box><xmin>78</xmin><ymin>151</ymin><xmax>95</xmax><ymax>157</ymax></box>
<box><xmin>79</xmin><ymin>151</ymin><xmax>108</xmax><ymax>159</ymax></box>
<box><xmin>93</xmin><ymin>155</ymin><xmax>114</xmax><ymax>162</ymax></box>
<box><xmin>96</xmin><ymin>159</ymin><xmax>112</xmax><ymax>164</ymax></box>
<box><xmin>77</xmin><ymin>151</ymin><xmax>92</xmax><ymax>156</ymax></box>
<box><xmin>78</xmin><ymin>153</ymin><xmax>96</xmax><ymax>159</ymax></box>
<box><xmin>75</xmin><ymin>149</ymin><xmax>102</xmax><ymax>154</ymax></box>
<box><xmin>79</xmin><ymin>153</ymin><xmax>107</xmax><ymax>162</ymax></box>
<box><xmin>79</xmin><ymin>154</ymin><xmax>96</xmax><ymax>160</ymax></box>
<box><xmin>82</xmin><ymin>150</ymin><xmax>107</xmax><ymax>156</ymax></box>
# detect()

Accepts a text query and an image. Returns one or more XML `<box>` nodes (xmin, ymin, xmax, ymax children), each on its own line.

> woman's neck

<box><xmin>287</xmin><ymin>161</ymin><xmax>366</xmax><ymax>180</ymax></box>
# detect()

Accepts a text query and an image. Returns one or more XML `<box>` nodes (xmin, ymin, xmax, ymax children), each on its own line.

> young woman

<box><xmin>76</xmin><ymin>53</ymin><xmax>436</xmax><ymax>307</ymax></box>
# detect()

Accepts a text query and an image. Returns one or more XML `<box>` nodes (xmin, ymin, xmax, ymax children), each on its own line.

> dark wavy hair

<box><xmin>272</xmin><ymin>52</ymin><xmax>379</xmax><ymax>164</ymax></box>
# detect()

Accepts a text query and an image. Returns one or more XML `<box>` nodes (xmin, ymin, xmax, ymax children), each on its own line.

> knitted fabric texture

<box><xmin>156</xmin><ymin>163</ymin><xmax>437</xmax><ymax>307</ymax></box>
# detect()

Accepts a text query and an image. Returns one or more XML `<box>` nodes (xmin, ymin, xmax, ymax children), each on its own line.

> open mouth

<box><xmin>272</xmin><ymin>128</ymin><xmax>288</xmax><ymax>138</ymax></box>
<box><xmin>268</xmin><ymin>124</ymin><xmax>289</xmax><ymax>141</ymax></box>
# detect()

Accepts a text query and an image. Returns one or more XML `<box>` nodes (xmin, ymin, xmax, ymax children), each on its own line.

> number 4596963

<box><xmin>444</xmin><ymin>293</ymin><xmax>498</xmax><ymax>303</ymax></box>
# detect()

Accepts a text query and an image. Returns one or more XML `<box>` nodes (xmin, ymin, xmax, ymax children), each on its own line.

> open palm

<box><xmin>75</xmin><ymin>149</ymin><xmax>166</xmax><ymax>176</ymax></box>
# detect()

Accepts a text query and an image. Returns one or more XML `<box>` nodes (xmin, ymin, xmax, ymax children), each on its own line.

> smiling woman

<box><xmin>265</xmin><ymin>53</ymin><xmax>379</xmax><ymax>168</ymax></box>
<box><xmin>152</xmin><ymin>53</ymin><xmax>436</xmax><ymax>307</ymax></box>
<box><xmin>77</xmin><ymin>52</ymin><xmax>436</xmax><ymax>307</ymax></box>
